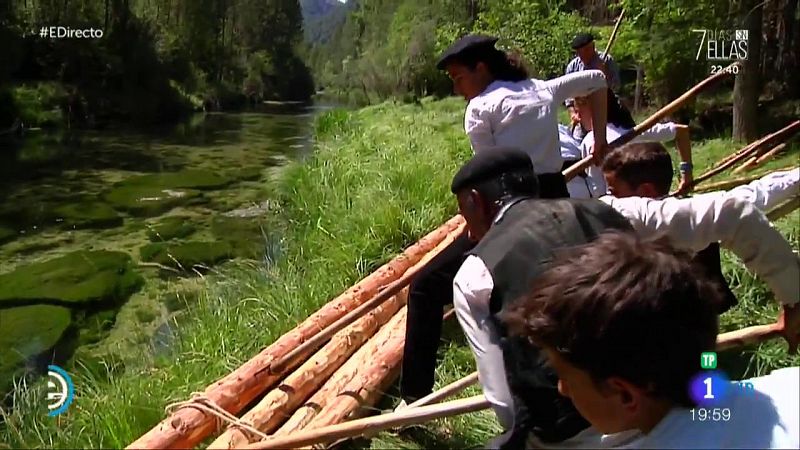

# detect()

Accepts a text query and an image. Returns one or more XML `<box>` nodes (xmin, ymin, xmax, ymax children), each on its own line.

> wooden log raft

<box><xmin>127</xmin><ymin>216</ymin><xmax>463</xmax><ymax>450</ymax></box>
<box><xmin>208</xmin><ymin>218</ymin><xmax>464</xmax><ymax>448</ymax></box>
<box><xmin>207</xmin><ymin>288</ymin><xmax>409</xmax><ymax>449</ymax></box>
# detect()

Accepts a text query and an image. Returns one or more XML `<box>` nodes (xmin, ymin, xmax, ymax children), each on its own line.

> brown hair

<box><xmin>500</xmin><ymin>232</ymin><xmax>722</xmax><ymax>407</ymax></box>
<box><xmin>602</xmin><ymin>142</ymin><xmax>674</xmax><ymax>197</ymax></box>
<box><xmin>453</xmin><ymin>45</ymin><xmax>530</xmax><ymax>82</ymax></box>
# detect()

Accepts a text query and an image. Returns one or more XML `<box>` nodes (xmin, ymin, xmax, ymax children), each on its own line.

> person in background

<box><xmin>501</xmin><ymin>231</ymin><xmax>799</xmax><ymax>449</ymax></box>
<box><xmin>398</xmin><ymin>33</ymin><xmax>611</xmax><ymax>406</ymax></box>
<box><xmin>565</xmin><ymin>32</ymin><xmax>635</xmax><ymax>139</ymax></box>
<box><xmin>572</xmin><ymin>95</ymin><xmax>694</xmax><ymax>198</ymax></box>
<box><xmin>449</xmin><ymin>147</ymin><xmax>799</xmax><ymax>448</ymax></box>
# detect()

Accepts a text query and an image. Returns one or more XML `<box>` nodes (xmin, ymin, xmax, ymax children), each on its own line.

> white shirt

<box><xmin>453</xmin><ymin>175</ymin><xmax>800</xmax><ymax>428</ymax></box>
<box><xmin>579</xmin><ymin>123</ymin><xmax>679</xmax><ymax>198</ymax></box>
<box><xmin>465</xmin><ymin>70</ymin><xmax>607</xmax><ymax>174</ymax></box>
<box><xmin>603</xmin><ymin>367</ymin><xmax>800</xmax><ymax>449</ymax></box>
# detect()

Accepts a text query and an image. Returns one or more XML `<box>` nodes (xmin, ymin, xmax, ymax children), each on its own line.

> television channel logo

<box><xmin>689</xmin><ymin>352</ymin><xmax>755</xmax><ymax>406</ymax></box>
<box><xmin>47</xmin><ymin>365</ymin><xmax>74</xmax><ymax>417</ymax></box>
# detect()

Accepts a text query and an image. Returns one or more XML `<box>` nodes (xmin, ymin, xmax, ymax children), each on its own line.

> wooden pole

<box><xmin>563</xmin><ymin>62</ymin><xmax>741</xmax><ymax>182</ymax></box>
<box><xmin>767</xmin><ymin>196</ymin><xmax>800</xmax><ymax>221</ymax></box>
<box><xmin>717</xmin><ymin>323</ymin><xmax>783</xmax><ymax>351</ymax></box>
<box><xmin>602</xmin><ymin>9</ymin><xmax>625</xmax><ymax>60</ymax></box>
<box><xmin>269</xmin><ymin>222</ymin><xmax>466</xmax><ymax>375</ymax></box>
<box><xmin>755</xmin><ymin>143</ymin><xmax>791</xmax><ymax>165</ymax></box>
<box><xmin>207</xmin><ymin>289</ymin><xmax>409</xmax><ymax>449</ymax></box>
<box><xmin>406</xmin><ymin>372</ymin><xmax>480</xmax><ymax>408</ymax></box>
<box><xmin>732</xmin><ymin>143</ymin><xmax>785</xmax><ymax>174</ymax></box>
<box><xmin>692</xmin><ymin>120</ymin><xmax>800</xmax><ymax>186</ymax></box>
<box><xmin>127</xmin><ymin>216</ymin><xmax>463</xmax><ymax>449</ymax></box>
<box><xmin>244</xmin><ymin>396</ymin><xmax>491</xmax><ymax>450</ymax></box>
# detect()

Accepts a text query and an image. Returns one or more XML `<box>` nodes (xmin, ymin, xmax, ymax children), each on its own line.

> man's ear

<box><xmin>605</xmin><ymin>377</ymin><xmax>645</xmax><ymax>413</ymax></box>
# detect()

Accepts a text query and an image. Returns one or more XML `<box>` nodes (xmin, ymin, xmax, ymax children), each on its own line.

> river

<box><xmin>0</xmin><ymin>104</ymin><xmax>329</xmax><ymax>393</ymax></box>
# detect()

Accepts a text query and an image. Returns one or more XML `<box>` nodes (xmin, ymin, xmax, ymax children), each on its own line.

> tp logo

<box><xmin>47</xmin><ymin>365</ymin><xmax>74</xmax><ymax>417</ymax></box>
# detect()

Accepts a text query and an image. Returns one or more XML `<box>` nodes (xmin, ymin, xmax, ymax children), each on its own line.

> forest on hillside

<box><xmin>0</xmin><ymin>0</ymin><xmax>314</xmax><ymax>129</ymax></box>
<box><xmin>306</xmin><ymin>0</ymin><xmax>799</xmax><ymax>140</ymax></box>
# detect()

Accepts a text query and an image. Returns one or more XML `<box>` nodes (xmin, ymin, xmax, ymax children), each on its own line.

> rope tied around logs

<box><xmin>164</xmin><ymin>392</ymin><xmax>271</xmax><ymax>442</ymax></box>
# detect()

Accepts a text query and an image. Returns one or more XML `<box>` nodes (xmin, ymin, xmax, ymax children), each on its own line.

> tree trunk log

<box><xmin>207</xmin><ymin>289</ymin><xmax>409</xmax><ymax>449</ymax></box>
<box><xmin>274</xmin><ymin>306</ymin><xmax>408</xmax><ymax>437</ymax></box>
<box><xmin>127</xmin><ymin>216</ymin><xmax>463</xmax><ymax>449</ymax></box>
<box><xmin>305</xmin><ymin>306</ymin><xmax>407</xmax><ymax>431</ymax></box>
<box><xmin>732</xmin><ymin>0</ymin><xmax>763</xmax><ymax>142</ymax></box>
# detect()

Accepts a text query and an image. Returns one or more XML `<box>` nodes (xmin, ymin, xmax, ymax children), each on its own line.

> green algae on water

<box><xmin>0</xmin><ymin>250</ymin><xmax>144</xmax><ymax>308</ymax></box>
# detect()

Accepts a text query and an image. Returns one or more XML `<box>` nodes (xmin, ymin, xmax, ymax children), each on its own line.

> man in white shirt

<box><xmin>500</xmin><ymin>232</ymin><xmax>799</xmax><ymax>449</ymax></box>
<box><xmin>450</xmin><ymin>147</ymin><xmax>799</xmax><ymax>448</ymax></box>
<box><xmin>572</xmin><ymin>95</ymin><xmax>694</xmax><ymax>198</ymax></box>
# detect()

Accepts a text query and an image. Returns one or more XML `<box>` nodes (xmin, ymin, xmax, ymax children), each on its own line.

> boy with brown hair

<box><xmin>501</xmin><ymin>232</ymin><xmax>799</xmax><ymax>448</ymax></box>
<box><xmin>601</xmin><ymin>142</ymin><xmax>800</xmax><ymax>314</ymax></box>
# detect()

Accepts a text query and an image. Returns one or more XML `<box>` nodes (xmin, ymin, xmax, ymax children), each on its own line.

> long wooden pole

<box><xmin>602</xmin><ymin>9</ymin><xmax>625</xmax><ymax>60</ymax></box>
<box><xmin>407</xmin><ymin>372</ymin><xmax>480</xmax><ymax>409</ymax></box>
<box><xmin>563</xmin><ymin>62</ymin><xmax>741</xmax><ymax>182</ymax></box>
<box><xmin>244</xmin><ymin>396</ymin><xmax>491</xmax><ymax>450</ymax></box>
<box><xmin>269</xmin><ymin>222</ymin><xmax>466</xmax><ymax>374</ymax></box>
<box><xmin>128</xmin><ymin>216</ymin><xmax>463</xmax><ymax>449</ymax></box>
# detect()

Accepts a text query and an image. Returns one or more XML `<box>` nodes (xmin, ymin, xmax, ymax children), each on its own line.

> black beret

<box><xmin>451</xmin><ymin>147</ymin><xmax>534</xmax><ymax>193</ymax></box>
<box><xmin>436</xmin><ymin>34</ymin><xmax>499</xmax><ymax>70</ymax></box>
<box><xmin>571</xmin><ymin>32</ymin><xmax>594</xmax><ymax>49</ymax></box>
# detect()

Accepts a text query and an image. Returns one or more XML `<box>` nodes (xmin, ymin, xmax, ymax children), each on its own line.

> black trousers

<box><xmin>400</xmin><ymin>173</ymin><xmax>569</xmax><ymax>401</ymax></box>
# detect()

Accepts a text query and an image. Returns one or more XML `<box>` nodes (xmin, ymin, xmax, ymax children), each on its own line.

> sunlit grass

<box><xmin>1</xmin><ymin>96</ymin><xmax>797</xmax><ymax>449</ymax></box>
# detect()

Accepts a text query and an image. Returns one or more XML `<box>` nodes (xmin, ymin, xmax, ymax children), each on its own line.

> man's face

<box><xmin>576</xmin><ymin>42</ymin><xmax>596</xmax><ymax>64</ymax></box>
<box><xmin>456</xmin><ymin>189</ymin><xmax>492</xmax><ymax>242</ymax></box>
<box><xmin>604</xmin><ymin>171</ymin><xmax>660</xmax><ymax>198</ymax></box>
<box><xmin>446</xmin><ymin>62</ymin><xmax>491</xmax><ymax>101</ymax></box>
<box><xmin>544</xmin><ymin>348</ymin><xmax>639</xmax><ymax>434</ymax></box>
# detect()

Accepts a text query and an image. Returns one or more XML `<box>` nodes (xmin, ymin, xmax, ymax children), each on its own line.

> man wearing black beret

<box><xmin>565</xmin><ymin>32</ymin><xmax>635</xmax><ymax>139</ymax></box>
<box><xmin>450</xmin><ymin>147</ymin><xmax>799</xmax><ymax>448</ymax></box>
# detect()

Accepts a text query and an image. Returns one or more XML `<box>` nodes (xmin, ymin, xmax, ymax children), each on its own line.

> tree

<box><xmin>732</xmin><ymin>0</ymin><xmax>762</xmax><ymax>142</ymax></box>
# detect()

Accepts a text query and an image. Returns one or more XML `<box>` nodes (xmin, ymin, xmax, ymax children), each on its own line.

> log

<box><xmin>692</xmin><ymin>120</ymin><xmax>800</xmax><ymax>186</ymax></box>
<box><xmin>269</xmin><ymin>221</ymin><xmax>466</xmax><ymax>374</ymax></box>
<box><xmin>245</xmin><ymin>396</ymin><xmax>491</xmax><ymax>450</ymax></box>
<box><xmin>732</xmin><ymin>143</ymin><xmax>786</xmax><ymax>174</ymax></box>
<box><xmin>304</xmin><ymin>306</ymin><xmax>408</xmax><ymax>431</ymax></box>
<box><xmin>716</xmin><ymin>323</ymin><xmax>782</xmax><ymax>351</ymax></box>
<box><xmin>755</xmin><ymin>143</ymin><xmax>791</xmax><ymax>165</ymax></box>
<box><xmin>274</xmin><ymin>307</ymin><xmax>458</xmax><ymax>437</ymax></box>
<box><xmin>767</xmin><ymin>196</ymin><xmax>800</xmax><ymax>221</ymax></box>
<box><xmin>693</xmin><ymin>174</ymin><xmax>763</xmax><ymax>193</ymax></box>
<box><xmin>207</xmin><ymin>288</ymin><xmax>409</xmax><ymax>449</ymax></box>
<box><xmin>127</xmin><ymin>216</ymin><xmax>463</xmax><ymax>449</ymax></box>
<box><xmin>563</xmin><ymin>62</ymin><xmax>740</xmax><ymax>182</ymax></box>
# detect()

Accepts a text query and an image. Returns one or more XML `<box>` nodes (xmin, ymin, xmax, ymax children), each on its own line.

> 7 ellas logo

<box><xmin>47</xmin><ymin>365</ymin><xmax>74</xmax><ymax>417</ymax></box>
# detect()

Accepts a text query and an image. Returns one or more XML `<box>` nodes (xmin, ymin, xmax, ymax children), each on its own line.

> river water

<box><xmin>0</xmin><ymin>104</ymin><xmax>328</xmax><ymax>392</ymax></box>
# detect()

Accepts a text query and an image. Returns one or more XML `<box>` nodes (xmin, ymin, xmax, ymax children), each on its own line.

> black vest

<box><xmin>607</xmin><ymin>88</ymin><xmax>636</xmax><ymax>130</ymax></box>
<box><xmin>693</xmin><ymin>243</ymin><xmax>738</xmax><ymax>313</ymax></box>
<box><xmin>469</xmin><ymin>198</ymin><xmax>633</xmax><ymax>447</ymax></box>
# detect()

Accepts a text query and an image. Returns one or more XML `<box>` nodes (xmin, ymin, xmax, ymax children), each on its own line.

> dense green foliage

<box><xmin>0</xmin><ymin>0</ymin><xmax>314</xmax><ymax>128</ymax></box>
<box><xmin>308</xmin><ymin>0</ymin><xmax>799</xmax><ymax>107</ymax></box>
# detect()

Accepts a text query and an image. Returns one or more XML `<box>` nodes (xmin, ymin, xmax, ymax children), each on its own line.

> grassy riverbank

<box><xmin>1</xmin><ymin>97</ymin><xmax>798</xmax><ymax>449</ymax></box>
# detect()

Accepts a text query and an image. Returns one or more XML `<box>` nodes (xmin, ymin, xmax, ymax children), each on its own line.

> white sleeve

<box><xmin>634</xmin><ymin>122</ymin><xmax>678</xmax><ymax>143</ymax></box>
<box><xmin>464</xmin><ymin>101</ymin><xmax>496</xmax><ymax>153</ymax></box>
<box><xmin>453</xmin><ymin>255</ymin><xmax>514</xmax><ymax>429</ymax></box>
<box><xmin>726</xmin><ymin>168</ymin><xmax>799</xmax><ymax>211</ymax></box>
<box><xmin>545</xmin><ymin>70</ymin><xmax>608</xmax><ymax>105</ymax></box>
<box><xmin>600</xmin><ymin>193</ymin><xmax>800</xmax><ymax>306</ymax></box>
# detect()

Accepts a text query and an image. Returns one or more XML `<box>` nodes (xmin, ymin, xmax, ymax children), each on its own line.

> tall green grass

<box><xmin>1</xmin><ymin>96</ymin><xmax>797</xmax><ymax>449</ymax></box>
